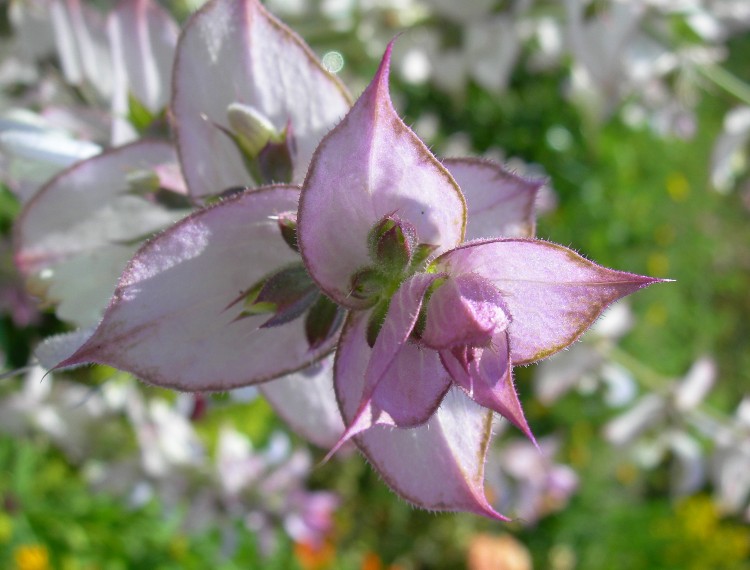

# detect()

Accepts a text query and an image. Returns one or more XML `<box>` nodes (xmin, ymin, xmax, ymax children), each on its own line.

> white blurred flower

<box><xmin>534</xmin><ymin>303</ymin><xmax>635</xmax><ymax>405</ymax></box>
<box><xmin>486</xmin><ymin>434</ymin><xmax>578</xmax><ymax>524</ymax></box>
<box><xmin>0</xmin><ymin>366</ymin><xmax>121</xmax><ymax>460</ymax></box>
<box><xmin>710</xmin><ymin>398</ymin><xmax>750</xmax><ymax>519</ymax></box>
<box><xmin>125</xmin><ymin>391</ymin><xmax>204</xmax><ymax>478</ymax></box>
<box><xmin>0</xmin><ymin>110</ymin><xmax>101</xmax><ymax>202</ymax></box>
<box><xmin>711</xmin><ymin>106</ymin><xmax>750</xmax><ymax>193</ymax></box>
<box><xmin>602</xmin><ymin>356</ymin><xmax>722</xmax><ymax>498</ymax></box>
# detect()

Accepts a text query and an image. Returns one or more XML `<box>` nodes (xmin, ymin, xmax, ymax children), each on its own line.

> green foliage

<box><xmin>397</xmin><ymin>65</ymin><xmax>750</xmax><ymax>399</ymax></box>
<box><xmin>0</xmin><ymin>435</ymin><xmax>299</xmax><ymax>570</ymax></box>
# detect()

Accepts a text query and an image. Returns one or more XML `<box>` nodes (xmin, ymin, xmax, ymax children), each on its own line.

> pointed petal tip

<box><xmin>371</xmin><ymin>37</ymin><xmax>397</xmax><ymax>92</ymax></box>
<box><xmin>502</xmin><ymin>412</ymin><xmax>539</xmax><ymax>451</ymax></box>
<box><xmin>630</xmin><ymin>273</ymin><xmax>673</xmax><ymax>291</ymax></box>
<box><xmin>484</xmin><ymin>507</ymin><xmax>512</xmax><ymax>523</ymax></box>
<box><xmin>320</xmin><ymin>401</ymin><xmax>374</xmax><ymax>464</ymax></box>
<box><xmin>53</xmin><ymin>348</ymin><xmax>90</xmax><ymax>372</ymax></box>
<box><xmin>319</xmin><ymin>427</ymin><xmax>355</xmax><ymax>465</ymax></box>
<box><xmin>472</xmin><ymin>498</ymin><xmax>511</xmax><ymax>522</ymax></box>
<box><xmin>505</xmin><ymin>414</ymin><xmax>539</xmax><ymax>451</ymax></box>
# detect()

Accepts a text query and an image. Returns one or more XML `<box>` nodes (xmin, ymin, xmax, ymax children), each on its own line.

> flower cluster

<box><xmin>7</xmin><ymin>0</ymin><xmax>662</xmax><ymax>520</ymax></box>
<box><xmin>0</xmin><ymin>366</ymin><xmax>338</xmax><ymax>552</ymax></box>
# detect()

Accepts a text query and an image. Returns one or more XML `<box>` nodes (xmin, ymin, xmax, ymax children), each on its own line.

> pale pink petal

<box><xmin>371</xmin><ymin>341</ymin><xmax>452</xmax><ymax>425</ymax></box>
<box><xmin>298</xmin><ymin>43</ymin><xmax>466</xmax><ymax>307</ymax></box>
<box><xmin>258</xmin><ymin>357</ymin><xmax>346</xmax><ymax>448</ymax></box>
<box><xmin>421</xmin><ymin>273</ymin><xmax>509</xmax><ymax>349</ymax></box>
<box><xmin>172</xmin><ymin>0</ymin><xmax>351</xmax><ymax>197</ymax></box>
<box><xmin>334</xmin><ymin>313</ymin><xmax>506</xmax><ymax>520</ymax></box>
<box><xmin>152</xmin><ymin>163</ymin><xmax>188</xmax><ymax>195</ymax></box>
<box><xmin>326</xmin><ymin>274</ymin><xmax>448</xmax><ymax>455</ymax></box>
<box><xmin>443</xmin><ymin>158</ymin><xmax>542</xmax><ymax>240</ymax></box>
<box><xmin>109</xmin><ymin>0</ymin><xmax>178</xmax><ymax>143</ymax></box>
<box><xmin>440</xmin><ymin>330</ymin><xmax>536</xmax><ymax>444</ymax></box>
<box><xmin>34</xmin><ymin>328</ymin><xmax>95</xmax><ymax>371</ymax></box>
<box><xmin>56</xmin><ymin>186</ymin><xmax>335</xmax><ymax>390</ymax></box>
<box><xmin>363</xmin><ymin>273</ymin><xmax>442</xmax><ymax>408</ymax></box>
<box><xmin>437</xmin><ymin>239</ymin><xmax>662</xmax><ymax>364</ymax></box>
<box><xmin>14</xmin><ymin>140</ymin><xmax>189</xmax><ymax>326</ymax></box>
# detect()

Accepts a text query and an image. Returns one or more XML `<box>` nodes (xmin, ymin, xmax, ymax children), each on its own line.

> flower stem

<box><xmin>698</xmin><ymin>64</ymin><xmax>750</xmax><ymax>106</ymax></box>
<box><xmin>604</xmin><ymin>344</ymin><xmax>668</xmax><ymax>393</ymax></box>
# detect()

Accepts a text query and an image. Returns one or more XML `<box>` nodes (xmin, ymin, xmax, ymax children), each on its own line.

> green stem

<box><xmin>604</xmin><ymin>344</ymin><xmax>669</xmax><ymax>393</ymax></box>
<box><xmin>604</xmin><ymin>345</ymin><xmax>735</xmax><ymax>427</ymax></box>
<box><xmin>698</xmin><ymin>64</ymin><xmax>750</xmax><ymax>106</ymax></box>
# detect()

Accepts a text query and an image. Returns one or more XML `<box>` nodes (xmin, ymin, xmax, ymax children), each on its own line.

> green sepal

<box><xmin>238</xmin><ymin>263</ymin><xmax>318</xmax><ymax>327</ymax></box>
<box><xmin>411</xmin><ymin>275</ymin><xmax>446</xmax><ymax>340</ymax></box>
<box><xmin>375</xmin><ymin>223</ymin><xmax>412</xmax><ymax>273</ymax></box>
<box><xmin>305</xmin><ymin>295</ymin><xmax>345</xmax><ymax>349</ymax></box>
<box><xmin>409</xmin><ymin>243</ymin><xmax>439</xmax><ymax>272</ymax></box>
<box><xmin>276</xmin><ymin>212</ymin><xmax>299</xmax><ymax>252</ymax></box>
<box><xmin>349</xmin><ymin>267</ymin><xmax>387</xmax><ymax>302</ymax></box>
<box><xmin>366</xmin><ymin>297</ymin><xmax>391</xmax><ymax>348</ymax></box>
<box><xmin>127</xmin><ymin>92</ymin><xmax>156</xmax><ymax>133</ymax></box>
<box><xmin>257</xmin><ymin>135</ymin><xmax>294</xmax><ymax>184</ymax></box>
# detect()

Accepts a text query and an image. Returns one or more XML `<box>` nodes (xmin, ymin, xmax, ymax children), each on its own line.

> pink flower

<box><xmin>296</xmin><ymin>42</ymin><xmax>662</xmax><ymax>517</ymax></box>
<box><xmin>34</xmin><ymin>1</ymin><xmax>664</xmax><ymax>520</ymax></box>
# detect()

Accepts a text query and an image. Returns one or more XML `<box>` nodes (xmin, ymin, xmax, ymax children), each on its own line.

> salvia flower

<box><xmin>297</xmin><ymin>42</ymin><xmax>662</xmax><ymax>516</ymax></box>
<box><xmin>36</xmin><ymin>2</ymin><xmax>664</xmax><ymax>520</ymax></box>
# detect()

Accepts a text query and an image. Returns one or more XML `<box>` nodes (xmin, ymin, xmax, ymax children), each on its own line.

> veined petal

<box><xmin>172</xmin><ymin>0</ymin><xmax>351</xmax><ymax>197</ymax></box>
<box><xmin>109</xmin><ymin>0</ymin><xmax>178</xmax><ymax>143</ymax></box>
<box><xmin>436</xmin><ymin>239</ymin><xmax>662</xmax><ymax>364</ymax></box>
<box><xmin>34</xmin><ymin>328</ymin><xmax>96</xmax><ymax>371</ymax></box>
<box><xmin>0</xmin><ymin>129</ymin><xmax>101</xmax><ymax>168</ymax></box>
<box><xmin>13</xmin><ymin>140</ymin><xmax>189</xmax><ymax>327</ymax></box>
<box><xmin>298</xmin><ymin>42</ymin><xmax>466</xmax><ymax>307</ymax></box>
<box><xmin>443</xmin><ymin>157</ymin><xmax>542</xmax><ymax>240</ymax></box>
<box><xmin>328</xmin><ymin>273</ymin><xmax>450</xmax><ymax>457</ymax></box>
<box><xmin>421</xmin><ymin>273</ymin><xmax>509</xmax><ymax>350</ymax></box>
<box><xmin>440</xmin><ymin>330</ymin><xmax>536</xmax><ymax>445</ymax></box>
<box><xmin>363</xmin><ymin>273</ymin><xmax>442</xmax><ymax>406</ymax></box>
<box><xmin>328</xmin><ymin>273</ymin><xmax>449</xmax><ymax>455</ymax></box>
<box><xmin>0</xmin><ymin>128</ymin><xmax>102</xmax><ymax>202</ymax></box>
<box><xmin>334</xmin><ymin>313</ymin><xmax>505</xmax><ymax>520</ymax></box>
<box><xmin>369</xmin><ymin>341</ymin><xmax>451</xmax><ymax>427</ymax></box>
<box><xmin>56</xmin><ymin>186</ymin><xmax>336</xmax><ymax>390</ymax></box>
<box><xmin>50</xmin><ymin>0</ymin><xmax>113</xmax><ymax>98</ymax></box>
<box><xmin>109</xmin><ymin>0</ymin><xmax>177</xmax><ymax>113</ymax></box>
<box><xmin>259</xmin><ymin>357</ymin><xmax>345</xmax><ymax>449</ymax></box>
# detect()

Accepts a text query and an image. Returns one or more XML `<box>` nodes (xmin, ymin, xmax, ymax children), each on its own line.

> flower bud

<box><xmin>125</xmin><ymin>169</ymin><xmax>161</xmax><ymax>195</ymax></box>
<box><xmin>368</xmin><ymin>215</ymin><xmax>418</xmax><ymax>273</ymax></box>
<box><xmin>226</xmin><ymin>102</ymin><xmax>282</xmax><ymax>158</ymax></box>
<box><xmin>257</xmin><ymin>132</ymin><xmax>294</xmax><ymax>184</ymax></box>
<box><xmin>276</xmin><ymin>211</ymin><xmax>299</xmax><ymax>252</ymax></box>
<box><xmin>349</xmin><ymin>267</ymin><xmax>386</xmax><ymax>302</ymax></box>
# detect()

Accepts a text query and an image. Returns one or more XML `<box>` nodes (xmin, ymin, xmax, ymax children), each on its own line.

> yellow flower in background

<box><xmin>0</xmin><ymin>512</ymin><xmax>13</xmax><ymax>544</ymax></box>
<box><xmin>13</xmin><ymin>544</ymin><xmax>49</xmax><ymax>570</ymax></box>
<box><xmin>654</xmin><ymin>495</ymin><xmax>750</xmax><ymax>570</ymax></box>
